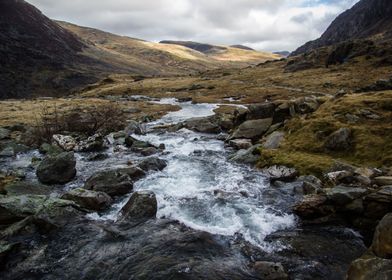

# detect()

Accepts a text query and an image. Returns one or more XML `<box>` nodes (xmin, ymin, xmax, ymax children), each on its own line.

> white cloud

<box><xmin>27</xmin><ymin>0</ymin><xmax>360</xmax><ymax>51</ymax></box>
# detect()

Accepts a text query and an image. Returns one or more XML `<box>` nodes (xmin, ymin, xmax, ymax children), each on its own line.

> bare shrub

<box><xmin>33</xmin><ymin>102</ymin><xmax>125</xmax><ymax>144</ymax></box>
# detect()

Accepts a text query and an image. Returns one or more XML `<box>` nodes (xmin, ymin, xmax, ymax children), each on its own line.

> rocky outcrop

<box><xmin>84</xmin><ymin>169</ymin><xmax>134</xmax><ymax>197</ymax></box>
<box><xmin>230</xmin><ymin>118</ymin><xmax>272</xmax><ymax>141</ymax></box>
<box><xmin>36</xmin><ymin>152</ymin><xmax>76</xmax><ymax>185</ymax></box>
<box><xmin>62</xmin><ymin>188</ymin><xmax>113</xmax><ymax>211</ymax></box>
<box><xmin>292</xmin><ymin>0</ymin><xmax>392</xmax><ymax>56</ymax></box>
<box><xmin>137</xmin><ymin>157</ymin><xmax>167</xmax><ymax>172</ymax></box>
<box><xmin>348</xmin><ymin>213</ymin><xmax>392</xmax><ymax>279</ymax></box>
<box><xmin>120</xmin><ymin>191</ymin><xmax>158</xmax><ymax>220</ymax></box>
<box><xmin>324</xmin><ymin>128</ymin><xmax>353</xmax><ymax>151</ymax></box>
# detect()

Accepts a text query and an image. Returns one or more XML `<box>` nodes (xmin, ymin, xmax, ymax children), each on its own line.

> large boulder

<box><xmin>182</xmin><ymin>116</ymin><xmax>221</xmax><ymax>133</ymax></box>
<box><xmin>372</xmin><ymin>213</ymin><xmax>392</xmax><ymax>258</ymax></box>
<box><xmin>324</xmin><ymin>128</ymin><xmax>352</xmax><ymax>151</ymax></box>
<box><xmin>75</xmin><ymin>134</ymin><xmax>105</xmax><ymax>152</ymax></box>
<box><xmin>228</xmin><ymin>139</ymin><xmax>253</xmax><ymax>150</ymax></box>
<box><xmin>246</xmin><ymin>103</ymin><xmax>275</xmax><ymax>120</ymax></box>
<box><xmin>229</xmin><ymin>145</ymin><xmax>261</xmax><ymax>165</ymax></box>
<box><xmin>4</xmin><ymin>181</ymin><xmax>52</xmax><ymax>196</ymax></box>
<box><xmin>347</xmin><ymin>251</ymin><xmax>392</xmax><ymax>280</ymax></box>
<box><xmin>62</xmin><ymin>188</ymin><xmax>112</xmax><ymax>211</ymax></box>
<box><xmin>120</xmin><ymin>191</ymin><xmax>157</xmax><ymax>220</ymax></box>
<box><xmin>36</xmin><ymin>152</ymin><xmax>76</xmax><ymax>185</ymax></box>
<box><xmin>52</xmin><ymin>134</ymin><xmax>77</xmax><ymax>151</ymax></box>
<box><xmin>293</xmin><ymin>194</ymin><xmax>333</xmax><ymax>219</ymax></box>
<box><xmin>230</xmin><ymin>118</ymin><xmax>273</xmax><ymax>140</ymax></box>
<box><xmin>84</xmin><ymin>170</ymin><xmax>134</xmax><ymax>197</ymax></box>
<box><xmin>262</xmin><ymin>131</ymin><xmax>285</xmax><ymax>149</ymax></box>
<box><xmin>137</xmin><ymin>157</ymin><xmax>167</xmax><ymax>172</ymax></box>
<box><xmin>325</xmin><ymin>185</ymin><xmax>367</xmax><ymax>206</ymax></box>
<box><xmin>0</xmin><ymin>195</ymin><xmax>79</xmax><ymax>225</ymax></box>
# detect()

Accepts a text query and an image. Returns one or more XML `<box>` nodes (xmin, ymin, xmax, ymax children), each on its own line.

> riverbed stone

<box><xmin>262</xmin><ymin>165</ymin><xmax>298</xmax><ymax>182</ymax></box>
<box><xmin>137</xmin><ymin>157</ymin><xmax>167</xmax><ymax>172</ymax></box>
<box><xmin>246</xmin><ymin>103</ymin><xmax>276</xmax><ymax>120</ymax></box>
<box><xmin>125</xmin><ymin>120</ymin><xmax>145</xmax><ymax>135</ymax></box>
<box><xmin>228</xmin><ymin>139</ymin><xmax>253</xmax><ymax>150</ymax></box>
<box><xmin>125</xmin><ymin>136</ymin><xmax>153</xmax><ymax>149</ymax></box>
<box><xmin>253</xmin><ymin>261</ymin><xmax>288</xmax><ymax>280</ymax></box>
<box><xmin>229</xmin><ymin>145</ymin><xmax>261</xmax><ymax>164</ymax></box>
<box><xmin>39</xmin><ymin>143</ymin><xmax>63</xmax><ymax>155</ymax></box>
<box><xmin>36</xmin><ymin>152</ymin><xmax>76</xmax><ymax>185</ymax></box>
<box><xmin>326</xmin><ymin>185</ymin><xmax>367</xmax><ymax>205</ymax></box>
<box><xmin>62</xmin><ymin>188</ymin><xmax>113</xmax><ymax>211</ymax></box>
<box><xmin>52</xmin><ymin>134</ymin><xmax>77</xmax><ymax>151</ymax></box>
<box><xmin>293</xmin><ymin>194</ymin><xmax>333</xmax><ymax>219</ymax></box>
<box><xmin>75</xmin><ymin>134</ymin><xmax>105</xmax><ymax>152</ymax></box>
<box><xmin>347</xmin><ymin>250</ymin><xmax>392</xmax><ymax>280</ymax></box>
<box><xmin>183</xmin><ymin>116</ymin><xmax>221</xmax><ymax>133</ymax></box>
<box><xmin>84</xmin><ymin>170</ymin><xmax>134</xmax><ymax>197</ymax></box>
<box><xmin>374</xmin><ymin>176</ymin><xmax>392</xmax><ymax>186</ymax></box>
<box><xmin>4</xmin><ymin>181</ymin><xmax>52</xmax><ymax>196</ymax></box>
<box><xmin>230</xmin><ymin>118</ymin><xmax>273</xmax><ymax>140</ymax></box>
<box><xmin>120</xmin><ymin>191</ymin><xmax>157</xmax><ymax>220</ymax></box>
<box><xmin>372</xmin><ymin>213</ymin><xmax>392</xmax><ymax>258</ymax></box>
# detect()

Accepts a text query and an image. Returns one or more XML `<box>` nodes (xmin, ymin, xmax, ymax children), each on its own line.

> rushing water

<box><xmin>89</xmin><ymin>98</ymin><xmax>296</xmax><ymax>250</ymax></box>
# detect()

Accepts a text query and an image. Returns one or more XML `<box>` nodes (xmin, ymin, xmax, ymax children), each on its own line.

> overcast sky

<box><xmin>28</xmin><ymin>0</ymin><xmax>360</xmax><ymax>52</ymax></box>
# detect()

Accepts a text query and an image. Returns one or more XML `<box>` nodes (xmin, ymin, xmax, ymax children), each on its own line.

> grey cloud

<box><xmin>27</xmin><ymin>0</ymin><xmax>360</xmax><ymax>52</ymax></box>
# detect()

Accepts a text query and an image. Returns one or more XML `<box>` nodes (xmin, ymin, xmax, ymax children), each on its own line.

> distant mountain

<box><xmin>274</xmin><ymin>51</ymin><xmax>290</xmax><ymax>57</ymax></box>
<box><xmin>292</xmin><ymin>0</ymin><xmax>392</xmax><ymax>56</ymax></box>
<box><xmin>0</xmin><ymin>0</ymin><xmax>279</xmax><ymax>99</ymax></box>
<box><xmin>230</xmin><ymin>45</ymin><xmax>255</xmax><ymax>51</ymax></box>
<box><xmin>159</xmin><ymin>40</ymin><xmax>280</xmax><ymax>63</ymax></box>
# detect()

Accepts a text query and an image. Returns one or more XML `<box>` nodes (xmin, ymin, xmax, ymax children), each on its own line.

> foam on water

<box><xmin>90</xmin><ymin>99</ymin><xmax>296</xmax><ymax>249</ymax></box>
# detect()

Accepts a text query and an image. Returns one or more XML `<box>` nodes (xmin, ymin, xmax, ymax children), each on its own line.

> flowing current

<box><xmin>89</xmin><ymin>98</ymin><xmax>296</xmax><ymax>249</ymax></box>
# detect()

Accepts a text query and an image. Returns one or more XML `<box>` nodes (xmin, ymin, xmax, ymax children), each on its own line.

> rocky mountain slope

<box><xmin>292</xmin><ymin>0</ymin><xmax>392</xmax><ymax>55</ymax></box>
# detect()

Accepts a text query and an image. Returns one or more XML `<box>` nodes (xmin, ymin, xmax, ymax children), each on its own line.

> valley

<box><xmin>1</xmin><ymin>0</ymin><xmax>392</xmax><ymax>279</ymax></box>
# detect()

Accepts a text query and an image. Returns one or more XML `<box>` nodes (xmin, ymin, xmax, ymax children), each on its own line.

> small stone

<box><xmin>52</xmin><ymin>134</ymin><xmax>77</xmax><ymax>151</ymax></box>
<box><xmin>262</xmin><ymin>165</ymin><xmax>298</xmax><ymax>182</ymax></box>
<box><xmin>374</xmin><ymin>176</ymin><xmax>392</xmax><ymax>186</ymax></box>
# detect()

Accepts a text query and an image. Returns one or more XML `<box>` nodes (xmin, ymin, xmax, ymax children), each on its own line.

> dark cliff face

<box><xmin>0</xmin><ymin>0</ymin><xmax>96</xmax><ymax>99</ymax></box>
<box><xmin>292</xmin><ymin>0</ymin><xmax>392</xmax><ymax>56</ymax></box>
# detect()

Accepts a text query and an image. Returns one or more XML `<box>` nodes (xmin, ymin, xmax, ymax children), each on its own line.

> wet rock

<box><xmin>137</xmin><ymin>157</ymin><xmax>167</xmax><ymax>172</ymax></box>
<box><xmin>0</xmin><ymin>147</ymin><xmax>14</xmax><ymax>157</ymax></box>
<box><xmin>365</xmin><ymin>186</ymin><xmax>392</xmax><ymax>204</ymax></box>
<box><xmin>141</xmin><ymin>147</ymin><xmax>159</xmax><ymax>156</ymax></box>
<box><xmin>246</xmin><ymin>103</ymin><xmax>275</xmax><ymax>120</ymax></box>
<box><xmin>87</xmin><ymin>153</ymin><xmax>109</xmax><ymax>161</ymax></box>
<box><xmin>325</xmin><ymin>185</ymin><xmax>367</xmax><ymax>205</ymax></box>
<box><xmin>324</xmin><ymin>128</ymin><xmax>352</xmax><ymax>151</ymax></box>
<box><xmin>262</xmin><ymin>165</ymin><xmax>298</xmax><ymax>182</ymax></box>
<box><xmin>230</xmin><ymin>118</ymin><xmax>272</xmax><ymax>140</ymax></box>
<box><xmin>293</xmin><ymin>194</ymin><xmax>333</xmax><ymax>219</ymax></box>
<box><xmin>228</xmin><ymin>139</ymin><xmax>253</xmax><ymax>150</ymax></box>
<box><xmin>374</xmin><ymin>176</ymin><xmax>392</xmax><ymax>186</ymax></box>
<box><xmin>117</xmin><ymin>167</ymin><xmax>146</xmax><ymax>181</ymax></box>
<box><xmin>84</xmin><ymin>170</ymin><xmax>133</xmax><ymax>197</ymax></box>
<box><xmin>295</xmin><ymin>175</ymin><xmax>323</xmax><ymax>195</ymax></box>
<box><xmin>262</xmin><ymin>131</ymin><xmax>285</xmax><ymax>149</ymax></box>
<box><xmin>120</xmin><ymin>191</ymin><xmax>157</xmax><ymax>220</ymax></box>
<box><xmin>75</xmin><ymin>134</ymin><xmax>105</xmax><ymax>152</ymax></box>
<box><xmin>348</xmin><ymin>250</ymin><xmax>392</xmax><ymax>280</ymax></box>
<box><xmin>36</xmin><ymin>152</ymin><xmax>76</xmax><ymax>185</ymax></box>
<box><xmin>0</xmin><ymin>195</ymin><xmax>79</xmax><ymax>225</ymax></box>
<box><xmin>39</xmin><ymin>143</ymin><xmax>63</xmax><ymax>155</ymax></box>
<box><xmin>0</xmin><ymin>127</ymin><xmax>11</xmax><ymax>140</ymax></box>
<box><xmin>229</xmin><ymin>145</ymin><xmax>261</xmax><ymax>164</ymax></box>
<box><xmin>4</xmin><ymin>181</ymin><xmax>52</xmax><ymax>196</ymax></box>
<box><xmin>372</xmin><ymin>213</ymin><xmax>392</xmax><ymax>258</ymax></box>
<box><xmin>52</xmin><ymin>134</ymin><xmax>77</xmax><ymax>151</ymax></box>
<box><xmin>253</xmin><ymin>261</ymin><xmax>288</xmax><ymax>280</ymax></box>
<box><xmin>183</xmin><ymin>116</ymin><xmax>221</xmax><ymax>133</ymax></box>
<box><xmin>62</xmin><ymin>188</ymin><xmax>113</xmax><ymax>211</ymax></box>
<box><xmin>124</xmin><ymin>135</ymin><xmax>153</xmax><ymax>149</ymax></box>
<box><xmin>125</xmin><ymin>120</ymin><xmax>145</xmax><ymax>135</ymax></box>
